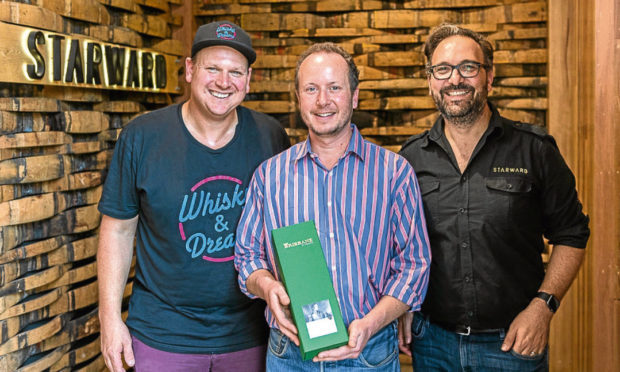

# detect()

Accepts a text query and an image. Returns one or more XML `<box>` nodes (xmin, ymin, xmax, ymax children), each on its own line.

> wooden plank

<box><xmin>97</xmin><ymin>0</ymin><xmax>140</xmax><ymax>12</ymax></box>
<box><xmin>359</xmin><ymin>96</ymin><xmax>436</xmax><ymax>110</ymax></box>
<box><xmin>360</xmin><ymin>126</ymin><xmax>428</xmax><ymax>136</ymax></box>
<box><xmin>47</xmin><ymin>281</ymin><xmax>98</xmax><ymax>316</ymax></box>
<box><xmin>354</xmin><ymin>51</ymin><xmax>424</xmax><ymax>67</ymax></box>
<box><xmin>358</xmin><ymin>65</ymin><xmax>402</xmax><ymax>80</ymax></box>
<box><xmin>48</xmin><ymin>336</ymin><xmax>100</xmax><ymax>372</ymax></box>
<box><xmin>0</xmin><ymin>315</ymin><xmax>64</xmax><ymax>354</ymax></box>
<box><xmin>0</xmin><ymin>235</ymin><xmax>97</xmax><ymax>286</ymax></box>
<box><xmin>463</xmin><ymin>2</ymin><xmax>547</xmax><ymax>24</ymax></box>
<box><xmin>359</xmin><ymin>78</ymin><xmax>427</xmax><ymax>90</ymax></box>
<box><xmin>252</xmin><ymin>55</ymin><xmax>298</xmax><ymax>69</ymax></box>
<box><xmin>67</xmin><ymin>141</ymin><xmax>103</xmax><ymax>154</ymax></box>
<box><xmin>371</xmin><ymin>10</ymin><xmax>460</xmax><ymax>28</ymax></box>
<box><xmin>494</xmin><ymin>64</ymin><xmax>547</xmax><ymax>77</ymax></box>
<box><xmin>0</xmin><ymin>171</ymin><xmax>103</xmax><ymax>203</ymax></box>
<box><xmin>16</xmin><ymin>345</ymin><xmax>69</xmax><ymax>372</ymax></box>
<box><xmin>41</xmin><ymin>87</ymin><xmax>106</xmax><ymax>103</ymax></box>
<box><xmin>121</xmin><ymin>14</ymin><xmax>171</xmax><ymax>38</ymax></box>
<box><xmin>0</xmin><ymin>205</ymin><xmax>101</xmax><ymax>253</ymax></box>
<box><xmin>151</xmin><ymin>39</ymin><xmax>185</xmax><ymax>56</ymax></box>
<box><xmin>287</xmin><ymin>27</ymin><xmax>386</xmax><ymax>38</ymax></box>
<box><xmin>88</xmin><ymin>25</ymin><xmax>142</xmax><ymax>47</ymax></box>
<box><xmin>0</xmin><ymin>112</ymin><xmax>48</xmax><ymax>135</ymax></box>
<box><xmin>241</xmin><ymin>13</ymin><xmax>325</xmax><ymax>31</ymax></box>
<box><xmin>135</xmin><ymin>0</ymin><xmax>170</xmax><ymax>12</ymax></box>
<box><xmin>497</xmin><ymin>108</ymin><xmax>544</xmax><ymax>126</ymax></box>
<box><xmin>495</xmin><ymin>76</ymin><xmax>547</xmax><ymax>87</ymax></box>
<box><xmin>38</xmin><ymin>262</ymin><xmax>97</xmax><ymax>290</ymax></box>
<box><xmin>242</xmin><ymin>101</ymin><xmax>295</xmax><ymax>113</ymax></box>
<box><xmin>0</xmin><ymin>236</ymin><xmax>69</xmax><ymax>265</ymax></box>
<box><xmin>0</xmin><ymin>154</ymin><xmax>65</xmax><ymax>185</ymax></box>
<box><xmin>0</xmin><ymin>288</ymin><xmax>64</xmax><ymax>321</ymax></box>
<box><xmin>488</xmin><ymin>27</ymin><xmax>547</xmax><ymax>41</ymax></box>
<box><xmin>0</xmin><ymin>2</ymin><xmax>64</xmax><ymax>33</ymax></box>
<box><xmin>494</xmin><ymin>49</ymin><xmax>547</xmax><ymax>64</ymax></box>
<box><xmin>0</xmin><ymin>132</ymin><xmax>69</xmax><ymax>149</ymax></box>
<box><xmin>93</xmin><ymin>101</ymin><xmax>144</xmax><ymax>113</ymax></box>
<box><xmin>250</xmin><ymin>81</ymin><xmax>294</xmax><ymax>93</ymax></box>
<box><xmin>272</xmin><ymin>0</ymin><xmax>384</xmax><ymax>12</ymax></box>
<box><xmin>59</xmin><ymin>111</ymin><xmax>109</xmax><ymax>133</ymax></box>
<box><xmin>0</xmin><ymin>98</ymin><xmax>63</xmax><ymax>113</ymax></box>
<box><xmin>489</xmin><ymin>86</ymin><xmax>539</xmax><ymax>98</ymax></box>
<box><xmin>71</xmin><ymin>354</ymin><xmax>105</xmax><ymax>372</ymax></box>
<box><xmin>194</xmin><ymin>2</ymin><xmax>271</xmax><ymax>15</ymax></box>
<box><xmin>36</xmin><ymin>309</ymin><xmax>99</xmax><ymax>353</ymax></box>
<box><xmin>495</xmin><ymin>98</ymin><xmax>547</xmax><ymax>110</ymax></box>
<box><xmin>0</xmin><ymin>265</ymin><xmax>64</xmax><ymax>297</ymax></box>
<box><xmin>36</xmin><ymin>0</ymin><xmax>110</xmax><ymax>24</ymax></box>
<box><xmin>403</xmin><ymin>0</ymin><xmax>497</xmax><ymax>8</ymax></box>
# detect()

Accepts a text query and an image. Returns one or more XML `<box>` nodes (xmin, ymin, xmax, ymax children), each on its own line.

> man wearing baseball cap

<box><xmin>97</xmin><ymin>20</ymin><xmax>290</xmax><ymax>372</ymax></box>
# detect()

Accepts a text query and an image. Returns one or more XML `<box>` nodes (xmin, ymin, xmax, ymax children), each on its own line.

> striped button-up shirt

<box><xmin>235</xmin><ymin>124</ymin><xmax>431</xmax><ymax>327</ymax></box>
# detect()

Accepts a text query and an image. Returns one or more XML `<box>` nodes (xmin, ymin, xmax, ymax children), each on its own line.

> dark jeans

<box><xmin>266</xmin><ymin>322</ymin><xmax>400</xmax><ymax>371</ymax></box>
<box><xmin>410</xmin><ymin>313</ymin><xmax>548</xmax><ymax>372</ymax></box>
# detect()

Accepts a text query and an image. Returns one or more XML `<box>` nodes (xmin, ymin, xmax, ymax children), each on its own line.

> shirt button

<box><xmin>328</xmin><ymin>171</ymin><xmax>333</xmax><ymax>176</ymax></box>
<box><xmin>464</xmin><ymin>276</ymin><xmax>471</xmax><ymax>282</ymax></box>
<box><xmin>332</xmin><ymin>265</ymin><xmax>336</xmax><ymax>271</ymax></box>
<box><xmin>462</xmin><ymin>175</ymin><xmax>467</xmax><ymax>182</ymax></box>
<box><xmin>329</xmin><ymin>232</ymin><xmax>334</xmax><ymax>238</ymax></box>
<box><xmin>459</xmin><ymin>208</ymin><xmax>466</xmax><ymax>214</ymax></box>
<box><xmin>461</xmin><ymin>242</ymin><xmax>468</xmax><ymax>248</ymax></box>
<box><xmin>327</xmin><ymin>201</ymin><xmax>332</xmax><ymax>207</ymax></box>
<box><xmin>507</xmin><ymin>183</ymin><xmax>513</xmax><ymax>189</ymax></box>
<box><xmin>467</xmin><ymin>311</ymin><xmax>474</xmax><ymax>317</ymax></box>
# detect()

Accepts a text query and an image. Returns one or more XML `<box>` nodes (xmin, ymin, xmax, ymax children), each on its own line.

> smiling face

<box><xmin>429</xmin><ymin>36</ymin><xmax>493</xmax><ymax>127</ymax></box>
<box><xmin>186</xmin><ymin>46</ymin><xmax>251</xmax><ymax>122</ymax></box>
<box><xmin>296</xmin><ymin>52</ymin><xmax>359</xmax><ymax>138</ymax></box>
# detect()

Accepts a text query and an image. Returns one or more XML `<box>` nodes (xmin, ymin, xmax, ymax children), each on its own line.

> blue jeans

<box><xmin>266</xmin><ymin>322</ymin><xmax>400</xmax><ymax>371</ymax></box>
<box><xmin>410</xmin><ymin>313</ymin><xmax>548</xmax><ymax>372</ymax></box>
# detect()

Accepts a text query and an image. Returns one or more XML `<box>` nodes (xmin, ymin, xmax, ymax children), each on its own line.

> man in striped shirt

<box><xmin>235</xmin><ymin>43</ymin><xmax>431</xmax><ymax>371</ymax></box>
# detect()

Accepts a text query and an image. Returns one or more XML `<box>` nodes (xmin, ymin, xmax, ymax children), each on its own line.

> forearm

<box><xmin>538</xmin><ymin>244</ymin><xmax>585</xmax><ymax>300</ymax></box>
<box><xmin>97</xmin><ymin>215</ymin><xmax>138</xmax><ymax>323</ymax></box>
<box><xmin>362</xmin><ymin>296</ymin><xmax>410</xmax><ymax>337</ymax></box>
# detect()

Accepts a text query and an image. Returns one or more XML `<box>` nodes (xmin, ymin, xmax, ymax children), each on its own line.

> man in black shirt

<box><xmin>398</xmin><ymin>24</ymin><xmax>589</xmax><ymax>371</ymax></box>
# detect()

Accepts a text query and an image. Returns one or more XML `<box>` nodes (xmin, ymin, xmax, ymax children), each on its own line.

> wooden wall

<box><xmin>195</xmin><ymin>0</ymin><xmax>548</xmax><ymax>150</ymax></box>
<box><xmin>0</xmin><ymin>0</ymin><xmax>183</xmax><ymax>369</ymax></box>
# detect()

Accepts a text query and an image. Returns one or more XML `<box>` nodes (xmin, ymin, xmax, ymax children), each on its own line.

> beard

<box><xmin>432</xmin><ymin>83</ymin><xmax>488</xmax><ymax>128</ymax></box>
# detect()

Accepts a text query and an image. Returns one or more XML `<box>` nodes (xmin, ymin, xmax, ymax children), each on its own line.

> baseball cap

<box><xmin>191</xmin><ymin>21</ymin><xmax>256</xmax><ymax>65</ymax></box>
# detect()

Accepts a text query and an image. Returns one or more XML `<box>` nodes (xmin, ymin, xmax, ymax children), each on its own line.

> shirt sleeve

<box><xmin>383</xmin><ymin>159</ymin><xmax>432</xmax><ymax>311</ymax></box>
<box><xmin>97</xmin><ymin>126</ymin><xmax>140</xmax><ymax>219</ymax></box>
<box><xmin>538</xmin><ymin>139</ymin><xmax>590</xmax><ymax>248</ymax></box>
<box><xmin>234</xmin><ymin>164</ymin><xmax>272</xmax><ymax>298</ymax></box>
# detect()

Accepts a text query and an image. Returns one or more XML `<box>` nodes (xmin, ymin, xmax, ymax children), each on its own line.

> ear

<box><xmin>352</xmin><ymin>87</ymin><xmax>359</xmax><ymax>109</ymax></box>
<box><xmin>428</xmin><ymin>75</ymin><xmax>432</xmax><ymax>95</ymax></box>
<box><xmin>486</xmin><ymin>65</ymin><xmax>495</xmax><ymax>93</ymax></box>
<box><xmin>185</xmin><ymin>57</ymin><xmax>194</xmax><ymax>84</ymax></box>
<box><xmin>245</xmin><ymin>67</ymin><xmax>252</xmax><ymax>94</ymax></box>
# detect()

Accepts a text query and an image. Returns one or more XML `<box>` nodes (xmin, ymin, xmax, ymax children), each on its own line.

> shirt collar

<box><xmin>425</xmin><ymin>102</ymin><xmax>504</xmax><ymax>147</ymax></box>
<box><xmin>294</xmin><ymin>123</ymin><xmax>366</xmax><ymax>162</ymax></box>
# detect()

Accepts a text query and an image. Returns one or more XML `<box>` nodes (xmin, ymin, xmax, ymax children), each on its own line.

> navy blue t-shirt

<box><xmin>98</xmin><ymin>104</ymin><xmax>290</xmax><ymax>353</ymax></box>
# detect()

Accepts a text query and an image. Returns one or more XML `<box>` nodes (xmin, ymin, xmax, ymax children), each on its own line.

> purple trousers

<box><xmin>132</xmin><ymin>336</ymin><xmax>267</xmax><ymax>372</ymax></box>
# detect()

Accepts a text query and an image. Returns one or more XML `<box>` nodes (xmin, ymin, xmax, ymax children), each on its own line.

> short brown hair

<box><xmin>295</xmin><ymin>42</ymin><xmax>359</xmax><ymax>92</ymax></box>
<box><xmin>424</xmin><ymin>23</ymin><xmax>494</xmax><ymax>70</ymax></box>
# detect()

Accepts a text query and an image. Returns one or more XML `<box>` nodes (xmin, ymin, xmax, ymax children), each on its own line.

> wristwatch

<box><xmin>535</xmin><ymin>291</ymin><xmax>560</xmax><ymax>313</ymax></box>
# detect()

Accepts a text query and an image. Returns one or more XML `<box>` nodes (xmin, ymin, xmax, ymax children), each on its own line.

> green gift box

<box><xmin>271</xmin><ymin>220</ymin><xmax>349</xmax><ymax>360</ymax></box>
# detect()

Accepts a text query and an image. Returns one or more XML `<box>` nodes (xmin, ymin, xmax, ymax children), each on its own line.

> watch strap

<box><xmin>535</xmin><ymin>291</ymin><xmax>560</xmax><ymax>313</ymax></box>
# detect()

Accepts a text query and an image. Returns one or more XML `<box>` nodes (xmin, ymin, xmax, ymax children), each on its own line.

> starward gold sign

<box><xmin>0</xmin><ymin>22</ymin><xmax>181</xmax><ymax>93</ymax></box>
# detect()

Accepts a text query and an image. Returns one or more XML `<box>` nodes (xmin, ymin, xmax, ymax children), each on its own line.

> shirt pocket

<box><xmin>484</xmin><ymin>177</ymin><xmax>534</xmax><ymax>226</ymax></box>
<box><xmin>418</xmin><ymin>178</ymin><xmax>440</xmax><ymax>230</ymax></box>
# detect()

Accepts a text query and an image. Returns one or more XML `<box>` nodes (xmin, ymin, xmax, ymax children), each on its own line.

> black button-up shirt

<box><xmin>400</xmin><ymin>105</ymin><xmax>589</xmax><ymax>329</ymax></box>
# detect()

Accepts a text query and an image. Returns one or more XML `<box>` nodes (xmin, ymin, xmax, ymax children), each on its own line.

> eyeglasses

<box><xmin>427</xmin><ymin>61</ymin><xmax>488</xmax><ymax>80</ymax></box>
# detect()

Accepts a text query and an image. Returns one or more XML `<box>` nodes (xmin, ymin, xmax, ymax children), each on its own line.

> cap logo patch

<box><xmin>216</xmin><ymin>24</ymin><xmax>236</xmax><ymax>40</ymax></box>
